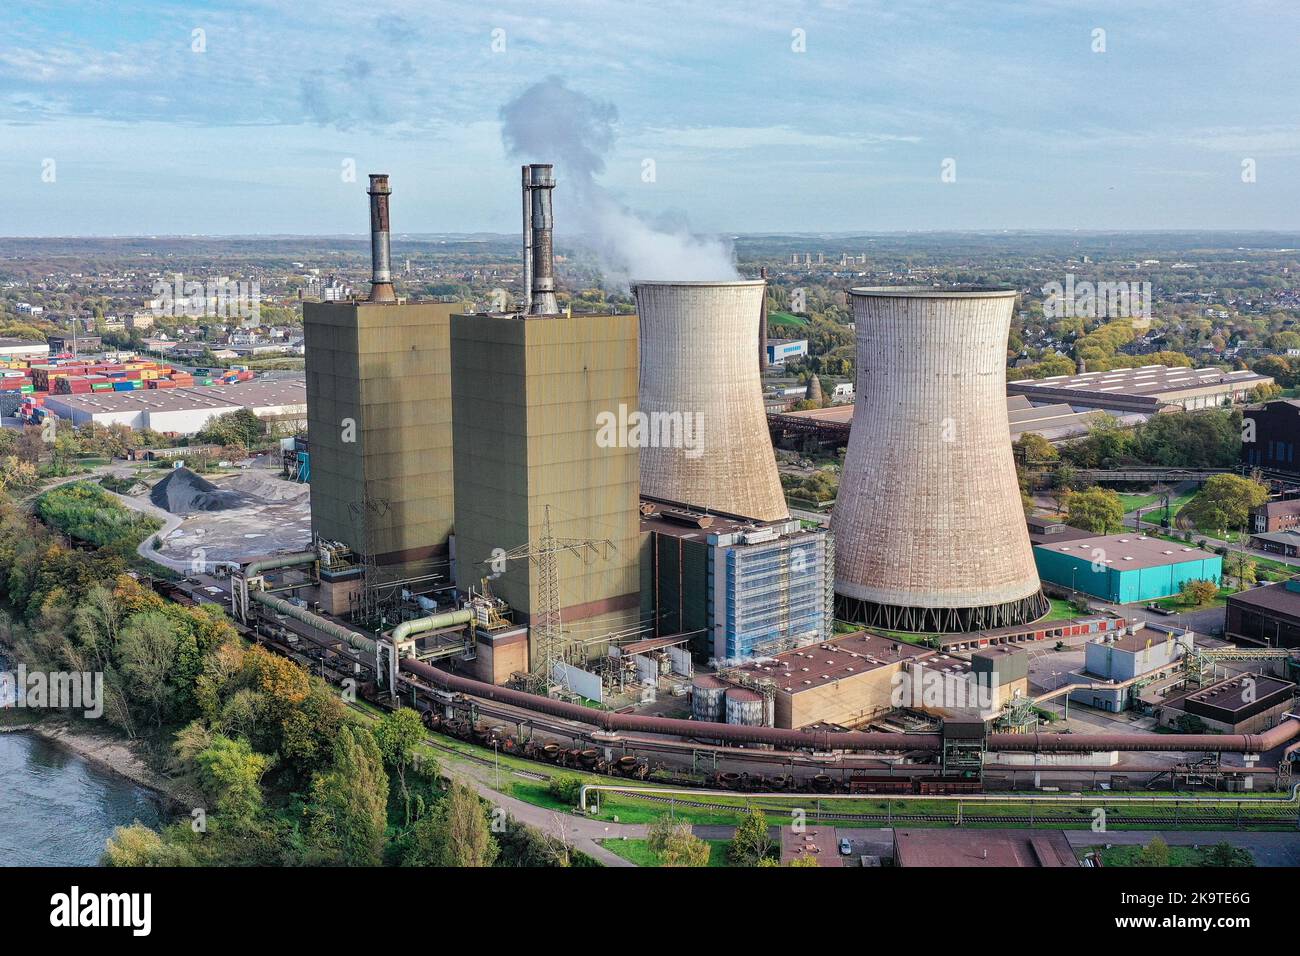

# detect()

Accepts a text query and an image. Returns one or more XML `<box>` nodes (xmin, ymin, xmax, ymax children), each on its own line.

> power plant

<box><xmin>832</xmin><ymin>287</ymin><xmax>1049</xmax><ymax>632</ymax></box>
<box><xmin>633</xmin><ymin>280</ymin><xmax>788</xmax><ymax>522</ymax></box>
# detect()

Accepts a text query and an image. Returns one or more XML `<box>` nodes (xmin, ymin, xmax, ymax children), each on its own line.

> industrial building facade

<box><xmin>1241</xmin><ymin>400</ymin><xmax>1300</xmax><ymax>476</ymax></box>
<box><xmin>1226</xmin><ymin>578</ymin><xmax>1300</xmax><ymax>648</ymax></box>
<box><xmin>641</xmin><ymin>504</ymin><xmax>833</xmax><ymax>664</ymax></box>
<box><xmin>450</xmin><ymin>311</ymin><xmax>642</xmax><ymax>667</ymax></box>
<box><xmin>304</xmin><ymin>301</ymin><xmax>459</xmax><ymax>568</ymax></box>
<box><xmin>1034</xmin><ymin>534</ymin><xmax>1223</xmax><ymax>604</ymax></box>
<box><xmin>1009</xmin><ymin>365</ymin><xmax>1272</xmax><ymax>414</ymax></box>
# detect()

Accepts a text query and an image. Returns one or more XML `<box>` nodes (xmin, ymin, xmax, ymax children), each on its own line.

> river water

<box><xmin>0</xmin><ymin>730</ymin><xmax>164</xmax><ymax>866</ymax></box>
<box><xmin>0</xmin><ymin>646</ymin><xmax>163</xmax><ymax>866</ymax></box>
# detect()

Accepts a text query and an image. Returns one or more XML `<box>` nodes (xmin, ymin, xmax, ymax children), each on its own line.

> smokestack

<box><xmin>367</xmin><ymin>174</ymin><xmax>396</xmax><ymax>303</ymax></box>
<box><xmin>521</xmin><ymin>164</ymin><xmax>558</xmax><ymax>315</ymax></box>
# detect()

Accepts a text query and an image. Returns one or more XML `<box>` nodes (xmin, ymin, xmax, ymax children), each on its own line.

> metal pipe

<box><xmin>368</xmin><ymin>173</ymin><xmax>396</xmax><ymax>303</ymax></box>
<box><xmin>243</xmin><ymin>550</ymin><xmax>318</xmax><ymax>578</ymax></box>
<box><xmin>522</xmin><ymin>164</ymin><xmax>557</xmax><ymax>315</ymax></box>
<box><xmin>251</xmin><ymin>589</ymin><xmax>376</xmax><ymax>655</ymax></box>
<box><xmin>390</xmin><ymin>608</ymin><xmax>475</xmax><ymax>643</ymax></box>
<box><xmin>398</xmin><ymin>656</ymin><xmax>1300</xmax><ymax>755</ymax></box>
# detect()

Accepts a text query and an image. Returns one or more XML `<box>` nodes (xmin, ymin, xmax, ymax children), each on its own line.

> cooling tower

<box><xmin>832</xmin><ymin>287</ymin><xmax>1048</xmax><ymax>632</ymax></box>
<box><xmin>633</xmin><ymin>280</ymin><xmax>788</xmax><ymax>523</ymax></box>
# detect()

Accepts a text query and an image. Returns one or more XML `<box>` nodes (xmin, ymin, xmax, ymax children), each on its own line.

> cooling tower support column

<box><xmin>521</xmin><ymin>164</ymin><xmax>558</xmax><ymax>315</ymax></box>
<box><xmin>633</xmin><ymin>280</ymin><xmax>788</xmax><ymax>522</ymax></box>
<box><xmin>367</xmin><ymin>174</ymin><xmax>396</xmax><ymax>303</ymax></box>
<box><xmin>831</xmin><ymin>287</ymin><xmax>1048</xmax><ymax>633</ymax></box>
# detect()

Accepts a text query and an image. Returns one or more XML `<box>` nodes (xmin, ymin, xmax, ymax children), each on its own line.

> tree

<box><xmin>194</xmin><ymin>734</ymin><xmax>268</xmax><ymax>820</ymax></box>
<box><xmin>1013</xmin><ymin>432</ymin><xmax>1058</xmax><ymax>464</ymax></box>
<box><xmin>306</xmin><ymin>725</ymin><xmax>390</xmax><ymax>865</ymax></box>
<box><xmin>789</xmin><ymin>854</ymin><xmax>820</xmax><ymax>867</ymax></box>
<box><xmin>646</xmin><ymin>814</ymin><xmax>709</xmax><ymax>867</ymax></box>
<box><xmin>1065</xmin><ymin>486</ymin><xmax>1125</xmax><ymax>534</ymax></box>
<box><xmin>1138</xmin><ymin>835</ymin><xmax>1170</xmax><ymax>867</ymax></box>
<box><xmin>1050</xmin><ymin>462</ymin><xmax>1080</xmax><ymax>512</ymax></box>
<box><xmin>729</xmin><ymin>806</ymin><xmax>774</xmax><ymax>866</ymax></box>
<box><xmin>402</xmin><ymin>781</ymin><xmax>499</xmax><ymax>867</ymax></box>
<box><xmin>1204</xmin><ymin>841</ymin><xmax>1250</xmax><ymax>867</ymax></box>
<box><xmin>374</xmin><ymin>707</ymin><xmax>427</xmax><ymax>825</ymax></box>
<box><xmin>102</xmin><ymin>823</ymin><xmax>195</xmax><ymax>867</ymax></box>
<box><xmin>1179</xmin><ymin>578</ymin><xmax>1220</xmax><ymax>607</ymax></box>
<box><xmin>1180</xmin><ymin>474</ymin><xmax>1269</xmax><ymax>535</ymax></box>
<box><xmin>117</xmin><ymin>610</ymin><xmax>182</xmax><ymax>728</ymax></box>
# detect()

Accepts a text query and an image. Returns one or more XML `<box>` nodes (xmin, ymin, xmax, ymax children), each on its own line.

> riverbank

<box><xmin>9</xmin><ymin>713</ymin><xmax>193</xmax><ymax>810</ymax></box>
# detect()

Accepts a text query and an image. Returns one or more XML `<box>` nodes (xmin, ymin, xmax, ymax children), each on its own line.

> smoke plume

<box><xmin>499</xmin><ymin>76</ymin><xmax>738</xmax><ymax>286</ymax></box>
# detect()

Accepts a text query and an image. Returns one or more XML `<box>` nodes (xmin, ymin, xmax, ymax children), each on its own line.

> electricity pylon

<box><xmin>487</xmin><ymin>504</ymin><xmax>611</xmax><ymax>694</ymax></box>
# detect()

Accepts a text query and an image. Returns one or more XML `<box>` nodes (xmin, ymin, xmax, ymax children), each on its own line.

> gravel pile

<box><xmin>149</xmin><ymin>467</ymin><xmax>245</xmax><ymax>514</ymax></box>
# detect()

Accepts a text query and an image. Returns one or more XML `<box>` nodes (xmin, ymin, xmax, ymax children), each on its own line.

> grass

<box><xmin>599</xmin><ymin>838</ymin><xmax>731</xmax><ymax>867</ymax></box>
<box><xmin>1087</xmin><ymin>843</ymin><xmax>1254</xmax><ymax>867</ymax></box>
<box><xmin>767</xmin><ymin>311</ymin><xmax>808</xmax><ymax>329</ymax></box>
<box><xmin>1044</xmin><ymin>598</ymin><xmax>1085</xmax><ymax>621</ymax></box>
<box><xmin>1119</xmin><ymin>490</ymin><xmax>1195</xmax><ymax>516</ymax></box>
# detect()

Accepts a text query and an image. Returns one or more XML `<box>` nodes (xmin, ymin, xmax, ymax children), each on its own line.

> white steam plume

<box><xmin>499</xmin><ymin>76</ymin><xmax>738</xmax><ymax>286</ymax></box>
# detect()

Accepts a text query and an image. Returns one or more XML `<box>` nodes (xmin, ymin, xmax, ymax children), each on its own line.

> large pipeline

<box><xmin>252</xmin><ymin>590</ymin><xmax>376</xmax><ymax>656</ymax></box>
<box><xmin>400</xmin><ymin>657</ymin><xmax>1300</xmax><ymax>756</ymax></box>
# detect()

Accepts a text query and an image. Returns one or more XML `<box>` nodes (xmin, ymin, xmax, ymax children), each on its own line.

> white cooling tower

<box><xmin>832</xmin><ymin>287</ymin><xmax>1048</xmax><ymax>632</ymax></box>
<box><xmin>633</xmin><ymin>280</ymin><xmax>788</xmax><ymax>522</ymax></box>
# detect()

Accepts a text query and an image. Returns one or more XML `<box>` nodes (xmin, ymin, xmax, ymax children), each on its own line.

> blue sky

<box><xmin>2</xmin><ymin>0</ymin><xmax>1299</xmax><ymax>235</ymax></box>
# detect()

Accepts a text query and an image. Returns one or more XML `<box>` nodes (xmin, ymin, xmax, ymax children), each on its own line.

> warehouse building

<box><xmin>1034</xmin><ymin>533</ymin><xmax>1222</xmax><ymax>604</ymax></box>
<box><xmin>1007</xmin><ymin>365</ymin><xmax>1271</xmax><ymax>413</ymax></box>
<box><xmin>723</xmin><ymin>631</ymin><xmax>933</xmax><ymax>729</ymax></box>
<box><xmin>1241</xmin><ymin>400</ymin><xmax>1300</xmax><ymax>476</ymax></box>
<box><xmin>42</xmin><ymin>379</ymin><xmax>306</xmax><ymax>434</ymax></box>
<box><xmin>0</xmin><ymin>338</ymin><xmax>50</xmax><ymax>360</ymax></box>
<box><xmin>1225</xmin><ymin>578</ymin><xmax>1300</xmax><ymax>648</ymax></box>
<box><xmin>1159</xmin><ymin>674</ymin><xmax>1296</xmax><ymax>734</ymax></box>
<box><xmin>641</xmin><ymin>501</ymin><xmax>834</xmax><ymax>663</ymax></box>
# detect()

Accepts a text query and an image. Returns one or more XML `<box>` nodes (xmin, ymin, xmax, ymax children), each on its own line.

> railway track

<box><xmin>421</xmin><ymin>737</ymin><xmax>548</xmax><ymax>782</ymax></box>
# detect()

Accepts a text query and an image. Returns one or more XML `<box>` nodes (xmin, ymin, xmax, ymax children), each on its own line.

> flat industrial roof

<box><xmin>729</xmin><ymin>631</ymin><xmax>933</xmax><ymax>694</ymax></box>
<box><xmin>1009</xmin><ymin>365</ymin><xmax>1269</xmax><ymax>400</ymax></box>
<box><xmin>1181</xmin><ymin>674</ymin><xmax>1295</xmax><ymax>714</ymax></box>
<box><xmin>780</xmin><ymin>827</ymin><xmax>844</xmax><ymax>867</ymax></box>
<box><xmin>1036</xmin><ymin>533</ymin><xmax>1216</xmax><ymax>571</ymax></box>
<box><xmin>44</xmin><ymin>378</ymin><xmax>306</xmax><ymax>416</ymax></box>
<box><xmin>894</xmin><ymin>828</ymin><xmax>1077</xmax><ymax>867</ymax></box>
<box><xmin>1106</xmin><ymin>625</ymin><xmax>1188</xmax><ymax>653</ymax></box>
<box><xmin>1226</xmin><ymin>579</ymin><xmax>1300</xmax><ymax>617</ymax></box>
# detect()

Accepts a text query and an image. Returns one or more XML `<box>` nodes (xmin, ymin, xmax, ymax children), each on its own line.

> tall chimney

<box><xmin>521</xmin><ymin>164</ymin><xmax>558</xmax><ymax>315</ymax></box>
<box><xmin>367</xmin><ymin>173</ymin><xmax>396</xmax><ymax>303</ymax></box>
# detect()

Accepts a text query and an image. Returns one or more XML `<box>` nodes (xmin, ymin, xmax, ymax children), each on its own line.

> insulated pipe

<box><xmin>399</xmin><ymin>657</ymin><xmax>1300</xmax><ymax>756</ymax></box>
<box><xmin>389</xmin><ymin>609</ymin><xmax>475</xmax><ymax>643</ymax></box>
<box><xmin>243</xmin><ymin>550</ymin><xmax>318</xmax><ymax>578</ymax></box>
<box><xmin>251</xmin><ymin>590</ymin><xmax>376</xmax><ymax>656</ymax></box>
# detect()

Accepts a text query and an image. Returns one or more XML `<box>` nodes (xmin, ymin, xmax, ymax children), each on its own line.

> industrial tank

<box><xmin>831</xmin><ymin>287</ymin><xmax>1048</xmax><ymax>632</ymax></box>
<box><xmin>632</xmin><ymin>280</ymin><xmax>788</xmax><ymax>522</ymax></box>
<box><xmin>724</xmin><ymin>687</ymin><xmax>769</xmax><ymax>727</ymax></box>
<box><xmin>691</xmin><ymin>674</ymin><xmax>728</xmax><ymax>722</ymax></box>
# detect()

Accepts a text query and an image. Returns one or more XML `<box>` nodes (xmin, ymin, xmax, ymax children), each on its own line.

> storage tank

<box><xmin>832</xmin><ymin>287</ymin><xmax>1048</xmax><ymax>632</ymax></box>
<box><xmin>724</xmin><ymin>687</ymin><xmax>768</xmax><ymax>726</ymax></box>
<box><xmin>632</xmin><ymin>280</ymin><xmax>788</xmax><ymax>522</ymax></box>
<box><xmin>691</xmin><ymin>674</ymin><xmax>728</xmax><ymax>722</ymax></box>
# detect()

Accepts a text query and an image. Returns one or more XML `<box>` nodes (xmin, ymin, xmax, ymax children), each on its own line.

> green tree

<box><xmin>729</xmin><ymin>806</ymin><xmax>774</xmax><ymax>866</ymax></box>
<box><xmin>117</xmin><ymin>610</ymin><xmax>182</xmax><ymax>728</ymax></box>
<box><xmin>102</xmin><ymin>823</ymin><xmax>195</xmax><ymax>867</ymax></box>
<box><xmin>1180</xmin><ymin>474</ymin><xmax>1269</xmax><ymax>535</ymax></box>
<box><xmin>1138</xmin><ymin>835</ymin><xmax>1170</xmax><ymax>867</ymax></box>
<box><xmin>306</xmin><ymin>725</ymin><xmax>390</xmax><ymax>865</ymax></box>
<box><xmin>1065</xmin><ymin>486</ymin><xmax>1125</xmax><ymax>534</ymax></box>
<box><xmin>374</xmin><ymin>707</ymin><xmax>427</xmax><ymax>825</ymax></box>
<box><xmin>1204</xmin><ymin>841</ymin><xmax>1251</xmax><ymax>867</ymax></box>
<box><xmin>194</xmin><ymin>734</ymin><xmax>268</xmax><ymax>819</ymax></box>
<box><xmin>402</xmin><ymin>781</ymin><xmax>499</xmax><ymax>867</ymax></box>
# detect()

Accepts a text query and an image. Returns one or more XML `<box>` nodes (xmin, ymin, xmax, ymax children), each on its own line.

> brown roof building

<box><xmin>893</xmin><ymin>828</ymin><xmax>1078</xmax><ymax>867</ymax></box>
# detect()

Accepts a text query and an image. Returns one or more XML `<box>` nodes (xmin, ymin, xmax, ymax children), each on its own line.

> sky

<box><xmin>2</xmin><ymin>0</ymin><xmax>1299</xmax><ymax>236</ymax></box>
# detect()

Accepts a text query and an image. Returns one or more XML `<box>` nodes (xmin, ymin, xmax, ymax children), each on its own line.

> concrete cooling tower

<box><xmin>832</xmin><ymin>287</ymin><xmax>1048</xmax><ymax>632</ymax></box>
<box><xmin>632</xmin><ymin>280</ymin><xmax>788</xmax><ymax>523</ymax></box>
